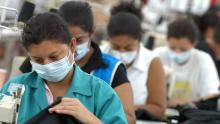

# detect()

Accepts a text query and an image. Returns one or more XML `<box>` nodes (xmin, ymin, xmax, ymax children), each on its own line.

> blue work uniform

<box><xmin>0</xmin><ymin>65</ymin><xmax>127</xmax><ymax>124</ymax></box>
<box><xmin>92</xmin><ymin>53</ymin><xmax>121</xmax><ymax>86</ymax></box>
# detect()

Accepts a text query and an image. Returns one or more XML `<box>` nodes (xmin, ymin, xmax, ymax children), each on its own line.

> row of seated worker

<box><xmin>1</xmin><ymin>1</ymin><xmax>220</xmax><ymax>124</ymax></box>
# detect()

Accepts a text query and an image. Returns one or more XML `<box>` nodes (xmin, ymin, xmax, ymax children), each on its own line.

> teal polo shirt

<box><xmin>0</xmin><ymin>65</ymin><xmax>127</xmax><ymax>124</ymax></box>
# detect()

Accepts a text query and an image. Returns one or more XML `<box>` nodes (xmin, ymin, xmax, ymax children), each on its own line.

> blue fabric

<box><xmin>93</xmin><ymin>54</ymin><xmax>121</xmax><ymax>85</ymax></box>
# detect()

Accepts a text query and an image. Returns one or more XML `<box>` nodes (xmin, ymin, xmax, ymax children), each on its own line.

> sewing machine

<box><xmin>0</xmin><ymin>93</ymin><xmax>18</xmax><ymax>124</ymax></box>
<box><xmin>0</xmin><ymin>84</ymin><xmax>24</xmax><ymax>124</ymax></box>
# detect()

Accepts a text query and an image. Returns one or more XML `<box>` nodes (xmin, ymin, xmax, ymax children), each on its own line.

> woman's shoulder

<box><xmin>76</xmin><ymin>66</ymin><xmax>113</xmax><ymax>91</ymax></box>
<box><xmin>140</xmin><ymin>44</ymin><xmax>158</xmax><ymax>58</ymax></box>
<box><xmin>192</xmin><ymin>49</ymin><xmax>215</xmax><ymax>65</ymax></box>
<box><xmin>153</xmin><ymin>46</ymin><xmax>169</xmax><ymax>56</ymax></box>
<box><xmin>8</xmin><ymin>72</ymin><xmax>37</xmax><ymax>83</ymax></box>
<box><xmin>134</xmin><ymin>44</ymin><xmax>159</xmax><ymax>67</ymax></box>
<box><xmin>0</xmin><ymin>72</ymin><xmax>37</xmax><ymax>94</ymax></box>
<box><xmin>85</xmin><ymin>71</ymin><xmax>113</xmax><ymax>90</ymax></box>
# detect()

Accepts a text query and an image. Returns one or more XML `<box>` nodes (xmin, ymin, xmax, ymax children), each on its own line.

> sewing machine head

<box><xmin>0</xmin><ymin>83</ymin><xmax>25</xmax><ymax>124</ymax></box>
<box><xmin>0</xmin><ymin>93</ymin><xmax>17</xmax><ymax>124</ymax></box>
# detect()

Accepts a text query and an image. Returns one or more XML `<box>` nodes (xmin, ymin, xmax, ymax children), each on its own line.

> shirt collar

<box><xmin>28</xmin><ymin>64</ymin><xmax>92</xmax><ymax>97</ymax></box>
<box><xmin>131</xmin><ymin>43</ymin><xmax>147</xmax><ymax>72</ymax></box>
<box><xmin>82</xmin><ymin>42</ymin><xmax>106</xmax><ymax>73</ymax></box>
<box><xmin>66</xmin><ymin>65</ymin><xmax>92</xmax><ymax>97</ymax></box>
<box><xmin>102</xmin><ymin>42</ymin><xmax>147</xmax><ymax>72</ymax></box>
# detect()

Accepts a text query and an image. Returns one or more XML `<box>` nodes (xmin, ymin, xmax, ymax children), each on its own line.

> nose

<box><xmin>173</xmin><ymin>48</ymin><xmax>182</xmax><ymax>54</ymax></box>
<box><xmin>117</xmin><ymin>48</ymin><xmax>127</xmax><ymax>53</ymax></box>
<box><xmin>42</xmin><ymin>59</ymin><xmax>52</xmax><ymax>65</ymax></box>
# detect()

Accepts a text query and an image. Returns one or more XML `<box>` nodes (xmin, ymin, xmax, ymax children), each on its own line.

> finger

<box><xmin>62</xmin><ymin>98</ymin><xmax>79</xmax><ymax>103</ymax></box>
<box><xmin>50</xmin><ymin>105</ymin><xmax>79</xmax><ymax>112</ymax></box>
<box><xmin>49</xmin><ymin>98</ymin><xmax>80</xmax><ymax>113</ymax></box>
<box><xmin>55</xmin><ymin>109</ymin><xmax>76</xmax><ymax>117</ymax></box>
<box><xmin>60</xmin><ymin>101</ymin><xmax>79</xmax><ymax>106</ymax></box>
<box><xmin>52</xmin><ymin>101</ymin><xmax>79</xmax><ymax>110</ymax></box>
<box><xmin>49</xmin><ymin>108</ymin><xmax>55</xmax><ymax>113</ymax></box>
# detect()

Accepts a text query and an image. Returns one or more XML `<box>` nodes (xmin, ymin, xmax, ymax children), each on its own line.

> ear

<box><xmin>69</xmin><ymin>37</ymin><xmax>77</xmax><ymax>53</ymax></box>
<box><xmin>192</xmin><ymin>41</ymin><xmax>197</xmax><ymax>47</ymax></box>
<box><xmin>89</xmin><ymin>27</ymin><xmax>96</xmax><ymax>37</ymax></box>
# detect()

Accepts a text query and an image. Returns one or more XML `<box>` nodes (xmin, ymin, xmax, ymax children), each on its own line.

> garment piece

<box><xmin>24</xmin><ymin>98</ymin><xmax>82</xmax><ymax>124</ymax></box>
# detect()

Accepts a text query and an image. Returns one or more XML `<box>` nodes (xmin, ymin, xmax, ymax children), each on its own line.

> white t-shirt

<box><xmin>101</xmin><ymin>43</ymin><xmax>157</xmax><ymax>105</ymax></box>
<box><xmin>154</xmin><ymin>47</ymin><xmax>220</xmax><ymax>101</ymax></box>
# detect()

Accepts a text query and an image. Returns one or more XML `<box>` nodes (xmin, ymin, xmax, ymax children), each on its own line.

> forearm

<box><xmin>114</xmin><ymin>83</ymin><xmax>136</xmax><ymax>124</ymax></box>
<box><xmin>126</xmin><ymin>113</ymin><xmax>136</xmax><ymax>124</ymax></box>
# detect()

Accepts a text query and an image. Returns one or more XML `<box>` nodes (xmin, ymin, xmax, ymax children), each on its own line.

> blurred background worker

<box><xmin>154</xmin><ymin>18</ymin><xmax>220</xmax><ymax>108</ymax></box>
<box><xmin>102</xmin><ymin>12</ymin><xmax>166</xmax><ymax>120</ymax></box>
<box><xmin>101</xmin><ymin>2</ymin><xmax>166</xmax><ymax>120</ymax></box>
<box><xmin>209</xmin><ymin>22</ymin><xmax>220</xmax><ymax>64</ymax></box>
<box><xmin>194</xmin><ymin>7</ymin><xmax>220</xmax><ymax>78</ymax></box>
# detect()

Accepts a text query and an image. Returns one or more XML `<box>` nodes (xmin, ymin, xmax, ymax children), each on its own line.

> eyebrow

<box><xmin>49</xmin><ymin>51</ymin><xmax>58</xmax><ymax>56</ymax></box>
<box><xmin>30</xmin><ymin>51</ymin><xmax>58</xmax><ymax>59</ymax></box>
<box><xmin>125</xmin><ymin>44</ymin><xmax>133</xmax><ymax>49</ymax></box>
<box><xmin>73</xmin><ymin>33</ymin><xmax>88</xmax><ymax>38</ymax></box>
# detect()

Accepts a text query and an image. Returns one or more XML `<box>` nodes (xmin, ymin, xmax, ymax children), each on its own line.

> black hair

<box><xmin>58</xmin><ymin>1</ymin><xmax>94</xmax><ymax>33</ymax></box>
<box><xmin>111</xmin><ymin>2</ymin><xmax>142</xmax><ymax>21</ymax></box>
<box><xmin>107</xmin><ymin>12</ymin><xmax>142</xmax><ymax>41</ymax></box>
<box><xmin>167</xmin><ymin>18</ymin><xmax>199</xmax><ymax>44</ymax></box>
<box><xmin>213</xmin><ymin>22</ymin><xmax>220</xmax><ymax>44</ymax></box>
<box><xmin>22</xmin><ymin>12</ymin><xmax>71</xmax><ymax>50</ymax></box>
<box><xmin>193</xmin><ymin>11</ymin><xmax>219</xmax><ymax>35</ymax></box>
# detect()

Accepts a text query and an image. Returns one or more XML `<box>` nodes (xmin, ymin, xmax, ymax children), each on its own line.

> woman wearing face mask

<box><xmin>0</xmin><ymin>13</ymin><xmax>127</xmax><ymax>124</ymax></box>
<box><xmin>18</xmin><ymin>1</ymin><xmax>135</xmax><ymax>123</ymax></box>
<box><xmin>154</xmin><ymin>18</ymin><xmax>220</xmax><ymax>108</ymax></box>
<box><xmin>102</xmin><ymin>12</ymin><xmax>167</xmax><ymax>119</ymax></box>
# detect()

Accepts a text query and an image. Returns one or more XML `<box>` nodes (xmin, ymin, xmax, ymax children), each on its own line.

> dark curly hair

<box><xmin>111</xmin><ymin>2</ymin><xmax>142</xmax><ymax>21</ymax></box>
<box><xmin>22</xmin><ymin>12</ymin><xmax>71</xmax><ymax>50</ymax></box>
<box><xmin>108</xmin><ymin>12</ymin><xmax>142</xmax><ymax>41</ymax></box>
<box><xmin>58</xmin><ymin>1</ymin><xmax>94</xmax><ymax>33</ymax></box>
<box><xmin>168</xmin><ymin>18</ymin><xmax>199</xmax><ymax>44</ymax></box>
<box><xmin>213</xmin><ymin>22</ymin><xmax>220</xmax><ymax>44</ymax></box>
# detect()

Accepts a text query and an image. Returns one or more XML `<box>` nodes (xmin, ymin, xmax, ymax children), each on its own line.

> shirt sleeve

<box><xmin>19</xmin><ymin>57</ymin><xmax>32</xmax><ymax>73</ymax></box>
<box><xmin>0</xmin><ymin>80</ymin><xmax>11</xmax><ymax>94</ymax></box>
<box><xmin>94</xmin><ymin>79</ymin><xmax>127</xmax><ymax>124</ymax></box>
<box><xmin>0</xmin><ymin>74</ymin><xmax>25</xmax><ymax>94</ymax></box>
<box><xmin>111</xmin><ymin>64</ymin><xmax>129</xmax><ymax>88</ymax></box>
<box><xmin>199</xmin><ymin>54</ymin><xmax>220</xmax><ymax>97</ymax></box>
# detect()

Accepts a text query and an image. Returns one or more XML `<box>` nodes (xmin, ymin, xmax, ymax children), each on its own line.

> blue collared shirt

<box><xmin>0</xmin><ymin>65</ymin><xmax>127</xmax><ymax>124</ymax></box>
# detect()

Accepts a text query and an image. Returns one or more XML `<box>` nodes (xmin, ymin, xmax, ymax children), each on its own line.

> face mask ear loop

<box><xmin>67</xmin><ymin>49</ymin><xmax>74</xmax><ymax>66</ymax></box>
<box><xmin>88</xmin><ymin>39</ymin><xmax>91</xmax><ymax>49</ymax></box>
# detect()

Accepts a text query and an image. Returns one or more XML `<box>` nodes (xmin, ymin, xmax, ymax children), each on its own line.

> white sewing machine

<box><xmin>0</xmin><ymin>93</ymin><xmax>18</xmax><ymax>124</ymax></box>
<box><xmin>0</xmin><ymin>84</ymin><xmax>24</xmax><ymax>124</ymax></box>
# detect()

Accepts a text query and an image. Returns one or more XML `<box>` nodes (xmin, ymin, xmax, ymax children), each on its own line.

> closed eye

<box><xmin>49</xmin><ymin>55</ymin><xmax>60</xmax><ymax>61</ymax></box>
<box><xmin>32</xmin><ymin>58</ymin><xmax>43</xmax><ymax>64</ymax></box>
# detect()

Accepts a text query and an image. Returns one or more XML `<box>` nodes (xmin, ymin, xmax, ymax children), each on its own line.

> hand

<box><xmin>134</xmin><ymin>105</ymin><xmax>143</xmax><ymax>111</ymax></box>
<box><xmin>168</xmin><ymin>99</ymin><xmax>188</xmax><ymax>108</ymax></box>
<box><xmin>49</xmin><ymin>98</ymin><xmax>102</xmax><ymax>124</ymax></box>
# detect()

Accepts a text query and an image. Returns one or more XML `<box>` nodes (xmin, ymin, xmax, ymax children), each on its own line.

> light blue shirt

<box><xmin>0</xmin><ymin>65</ymin><xmax>127</xmax><ymax>124</ymax></box>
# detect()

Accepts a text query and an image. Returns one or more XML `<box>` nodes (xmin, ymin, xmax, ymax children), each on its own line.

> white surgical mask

<box><xmin>110</xmin><ymin>49</ymin><xmax>137</xmax><ymax>64</ymax></box>
<box><xmin>75</xmin><ymin>41</ymin><xmax>90</xmax><ymax>61</ymax></box>
<box><xmin>31</xmin><ymin>52</ymin><xmax>74</xmax><ymax>82</ymax></box>
<box><xmin>168</xmin><ymin>49</ymin><xmax>192</xmax><ymax>65</ymax></box>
